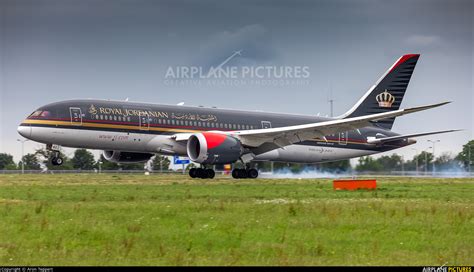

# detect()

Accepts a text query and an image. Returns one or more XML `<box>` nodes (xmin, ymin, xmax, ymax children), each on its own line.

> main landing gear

<box><xmin>188</xmin><ymin>165</ymin><xmax>259</xmax><ymax>179</ymax></box>
<box><xmin>189</xmin><ymin>168</ymin><xmax>215</xmax><ymax>179</ymax></box>
<box><xmin>231</xmin><ymin>168</ymin><xmax>258</xmax><ymax>179</ymax></box>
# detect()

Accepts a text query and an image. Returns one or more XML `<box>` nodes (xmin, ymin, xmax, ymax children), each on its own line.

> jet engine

<box><xmin>186</xmin><ymin>132</ymin><xmax>243</xmax><ymax>164</ymax></box>
<box><xmin>103</xmin><ymin>150</ymin><xmax>154</xmax><ymax>163</ymax></box>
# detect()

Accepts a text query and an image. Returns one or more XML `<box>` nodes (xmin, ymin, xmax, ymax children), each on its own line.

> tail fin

<box><xmin>340</xmin><ymin>54</ymin><xmax>420</xmax><ymax>130</ymax></box>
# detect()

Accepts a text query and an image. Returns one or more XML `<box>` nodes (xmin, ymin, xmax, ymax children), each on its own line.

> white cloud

<box><xmin>404</xmin><ymin>34</ymin><xmax>441</xmax><ymax>46</ymax></box>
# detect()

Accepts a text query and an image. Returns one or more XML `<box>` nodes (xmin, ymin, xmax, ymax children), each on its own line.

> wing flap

<box><xmin>366</xmin><ymin>129</ymin><xmax>461</xmax><ymax>144</ymax></box>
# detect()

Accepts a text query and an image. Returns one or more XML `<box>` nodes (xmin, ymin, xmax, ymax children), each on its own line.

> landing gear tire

<box><xmin>232</xmin><ymin>168</ymin><xmax>258</xmax><ymax>179</ymax></box>
<box><xmin>247</xmin><ymin>168</ymin><xmax>259</xmax><ymax>179</ymax></box>
<box><xmin>206</xmin><ymin>169</ymin><xmax>215</xmax><ymax>179</ymax></box>
<box><xmin>232</xmin><ymin>169</ymin><xmax>239</xmax><ymax>179</ymax></box>
<box><xmin>189</xmin><ymin>168</ymin><xmax>215</xmax><ymax>179</ymax></box>
<box><xmin>49</xmin><ymin>147</ymin><xmax>63</xmax><ymax>166</ymax></box>
<box><xmin>189</xmin><ymin>168</ymin><xmax>197</xmax><ymax>178</ymax></box>
<box><xmin>238</xmin><ymin>169</ymin><xmax>248</xmax><ymax>179</ymax></box>
<box><xmin>50</xmin><ymin>155</ymin><xmax>63</xmax><ymax>166</ymax></box>
<box><xmin>196</xmin><ymin>168</ymin><xmax>205</xmax><ymax>179</ymax></box>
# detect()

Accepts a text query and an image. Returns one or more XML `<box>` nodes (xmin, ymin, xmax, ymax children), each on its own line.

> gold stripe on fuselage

<box><xmin>21</xmin><ymin>119</ymin><xmax>369</xmax><ymax>146</ymax></box>
<box><xmin>22</xmin><ymin>119</ymin><xmax>200</xmax><ymax>133</ymax></box>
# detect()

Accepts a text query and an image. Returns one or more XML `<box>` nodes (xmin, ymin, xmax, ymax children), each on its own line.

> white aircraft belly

<box><xmin>30</xmin><ymin>127</ymin><xmax>155</xmax><ymax>152</ymax></box>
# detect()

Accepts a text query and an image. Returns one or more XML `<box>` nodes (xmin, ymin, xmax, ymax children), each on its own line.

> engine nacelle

<box><xmin>103</xmin><ymin>150</ymin><xmax>154</xmax><ymax>163</ymax></box>
<box><xmin>186</xmin><ymin>132</ymin><xmax>243</xmax><ymax>164</ymax></box>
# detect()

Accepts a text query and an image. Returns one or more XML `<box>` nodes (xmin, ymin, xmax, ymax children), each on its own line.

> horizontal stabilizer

<box><xmin>366</xmin><ymin>129</ymin><xmax>461</xmax><ymax>144</ymax></box>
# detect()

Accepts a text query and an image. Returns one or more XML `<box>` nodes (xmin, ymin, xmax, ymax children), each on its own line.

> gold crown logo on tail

<box><xmin>376</xmin><ymin>90</ymin><xmax>395</xmax><ymax>108</ymax></box>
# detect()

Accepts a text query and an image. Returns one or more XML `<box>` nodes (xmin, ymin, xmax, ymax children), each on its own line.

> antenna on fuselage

<box><xmin>125</xmin><ymin>97</ymin><xmax>129</xmax><ymax>102</ymax></box>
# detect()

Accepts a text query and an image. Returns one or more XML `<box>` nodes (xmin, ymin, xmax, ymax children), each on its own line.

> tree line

<box><xmin>0</xmin><ymin>140</ymin><xmax>472</xmax><ymax>172</ymax></box>
<box><xmin>0</xmin><ymin>147</ymin><xmax>170</xmax><ymax>171</ymax></box>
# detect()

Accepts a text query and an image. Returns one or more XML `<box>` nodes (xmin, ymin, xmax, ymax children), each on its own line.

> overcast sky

<box><xmin>1</xmin><ymin>0</ymin><xmax>472</xmax><ymax>163</ymax></box>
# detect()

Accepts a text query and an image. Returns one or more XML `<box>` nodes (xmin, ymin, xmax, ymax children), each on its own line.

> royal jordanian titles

<box><xmin>18</xmin><ymin>54</ymin><xmax>459</xmax><ymax>179</ymax></box>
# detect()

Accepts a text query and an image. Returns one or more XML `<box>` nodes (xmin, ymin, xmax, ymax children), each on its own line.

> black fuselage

<box><xmin>19</xmin><ymin>99</ymin><xmax>406</xmax><ymax>156</ymax></box>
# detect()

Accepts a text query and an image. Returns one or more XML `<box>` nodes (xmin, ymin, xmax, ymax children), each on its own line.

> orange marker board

<box><xmin>333</xmin><ymin>179</ymin><xmax>377</xmax><ymax>190</ymax></box>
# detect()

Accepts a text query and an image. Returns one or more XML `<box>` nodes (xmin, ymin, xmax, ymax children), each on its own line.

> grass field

<box><xmin>0</xmin><ymin>174</ymin><xmax>473</xmax><ymax>266</ymax></box>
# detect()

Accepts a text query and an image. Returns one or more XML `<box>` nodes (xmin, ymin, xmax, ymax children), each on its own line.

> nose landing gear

<box><xmin>47</xmin><ymin>144</ymin><xmax>63</xmax><ymax>166</ymax></box>
<box><xmin>51</xmin><ymin>155</ymin><xmax>63</xmax><ymax>166</ymax></box>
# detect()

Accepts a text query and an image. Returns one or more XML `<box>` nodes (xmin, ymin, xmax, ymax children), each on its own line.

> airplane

<box><xmin>17</xmin><ymin>54</ymin><xmax>459</xmax><ymax>179</ymax></box>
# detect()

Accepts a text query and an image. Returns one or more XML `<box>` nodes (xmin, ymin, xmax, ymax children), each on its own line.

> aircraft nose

<box><xmin>17</xmin><ymin>125</ymin><xmax>32</xmax><ymax>138</ymax></box>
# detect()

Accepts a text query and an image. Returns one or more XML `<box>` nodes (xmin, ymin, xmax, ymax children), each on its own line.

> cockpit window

<box><xmin>28</xmin><ymin>110</ymin><xmax>52</xmax><ymax>118</ymax></box>
<box><xmin>29</xmin><ymin>111</ymin><xmax>42</xmax><ymax>117</ymax></box>
<box><xmin>40</xmin><ymin>111</ymin><xmax>51</xmax><ymax>117</ymax></box>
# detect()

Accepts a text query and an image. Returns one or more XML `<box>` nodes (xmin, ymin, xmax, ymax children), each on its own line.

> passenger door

<box><xmin>261</xmin><ymin>121</ymin><xmax>272</xmax><ymax>129</ymax></box>
<box><xmin>139</xmin><ymin>112</ymin><xmax>150</xmax><ymax>131</ymax></box>
<box><xmin>338</xmin><ymin>131</ymin><xmax>348</xmax><ymax>145</ymax></box>
<box><xmin>69</xmin><ymin>107</ymin><xmax>82</xmax><ymax>126</ymax></box>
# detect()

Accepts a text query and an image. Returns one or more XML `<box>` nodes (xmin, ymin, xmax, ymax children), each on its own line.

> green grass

<box><xmin>0</xmin><ymin>174</ymin><xmax>473</xmax><ymax>266</ymax></box>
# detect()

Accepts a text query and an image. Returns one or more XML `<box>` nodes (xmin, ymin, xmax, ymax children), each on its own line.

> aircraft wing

<box><xmin>230</xmin><ymin>102</ymin><xmax>450</xmax><ymax>149</ymax></box>
<box><xmin>366</xmin><ymin>129</ymin><xmax>461</xmax><ymax>144</ymax></box>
